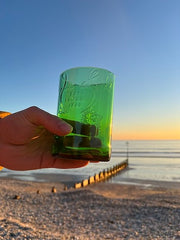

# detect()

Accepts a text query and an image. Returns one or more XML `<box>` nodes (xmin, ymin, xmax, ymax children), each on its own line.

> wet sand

<box><xmin>0</xmin><ymin>177</ymin><xmax>180</xmax><ymax>239</ymax></box>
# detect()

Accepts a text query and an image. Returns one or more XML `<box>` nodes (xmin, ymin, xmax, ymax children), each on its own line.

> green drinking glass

<box><xmin>52</xmin><ymin>67</ymin><xmax>115</xmax><ymax>161</ymax></box>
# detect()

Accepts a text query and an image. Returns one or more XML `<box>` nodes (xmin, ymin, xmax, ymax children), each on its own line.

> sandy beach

<box><xmin>0</xmin><ymin>177</ymin><xmax>180</xmax><ymax>240</ymax></box>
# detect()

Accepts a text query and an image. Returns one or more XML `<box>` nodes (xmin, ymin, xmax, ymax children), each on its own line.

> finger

<box><xmin>41</xmin><ymin>154</ymin><xmax>89</xmax><ymax>169</ymax></box>
<box><xmin>23</xmin><ymin>106</ymin><xmax>73</xmax><ymax>136</ymax></box>
<box><xmin>52</xmin><ymin>158</ymin><xmax>89</xmax><ymax>169</ymax></box>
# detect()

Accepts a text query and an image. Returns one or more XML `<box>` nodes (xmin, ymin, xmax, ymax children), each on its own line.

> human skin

<box><xmin>0</xmin><ymin>106</ymin><xmax>89</xmax><ymax>170</ymax></box>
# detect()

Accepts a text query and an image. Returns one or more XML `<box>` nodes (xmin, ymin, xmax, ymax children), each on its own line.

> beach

<box><xmin>0</xmin><ymin>177</ymin><xmax>180</xmax><ymax>240</ymax></box>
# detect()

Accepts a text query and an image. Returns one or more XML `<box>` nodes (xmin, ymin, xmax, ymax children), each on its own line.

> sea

<box><xmin>0</xmin><ymin>140</ymin><xmax>180</xmax><ymax>187</ymax></box>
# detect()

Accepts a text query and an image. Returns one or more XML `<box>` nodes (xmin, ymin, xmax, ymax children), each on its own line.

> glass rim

<box><xmin>60</xmin><ymin>66</ymin><xmax>114</xmax><ymax>76</ymax></box>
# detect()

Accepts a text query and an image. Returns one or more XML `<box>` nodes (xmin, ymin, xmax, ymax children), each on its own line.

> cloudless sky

<box><xmin>0</xmin><ymin>0</ymin><xmax>180</xmax><ymax>140</ymax></box>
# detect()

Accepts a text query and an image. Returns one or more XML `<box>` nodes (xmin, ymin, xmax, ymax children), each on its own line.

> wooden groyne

<box><xmin>74</xmin><ymin>159</ymin><xmax>128</xmax><ymax>189</ymax></box>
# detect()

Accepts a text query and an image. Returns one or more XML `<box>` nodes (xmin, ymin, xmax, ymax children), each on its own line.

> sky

<box><xmin>0</xmin><ymin>0</ymin><xmax>180</xmax><ymax>140</ymax></box>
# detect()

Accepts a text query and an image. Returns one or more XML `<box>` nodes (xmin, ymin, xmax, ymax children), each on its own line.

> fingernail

<box><xmin>64</xmin><ymin>123</ymin><xmax>73</xmax><ymax>133</ymax></box>
<box><xmin>59</xmin><ymin>121</ymin><xmax>73</xmax><ymax>134</ymax></box>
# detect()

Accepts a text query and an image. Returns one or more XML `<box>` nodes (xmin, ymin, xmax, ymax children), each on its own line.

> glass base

<box><xmin>52</xmin><ymin>136</ymin><xmax>110</xmax><ymax>162</ymax></box>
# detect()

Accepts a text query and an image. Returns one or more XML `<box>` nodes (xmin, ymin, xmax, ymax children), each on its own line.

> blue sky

<box><xmin>1</xmin><ymin>0</ymin><xmax>180</xmax><ymax>139</ymax></box>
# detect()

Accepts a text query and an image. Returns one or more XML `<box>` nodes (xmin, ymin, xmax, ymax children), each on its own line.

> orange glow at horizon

<box><xmin>112</xmin><ymin>125</ymin><xmax>180</xmax><ymax>140</ymax></box>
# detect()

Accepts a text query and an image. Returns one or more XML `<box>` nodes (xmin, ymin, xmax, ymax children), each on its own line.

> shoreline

<box><xmin>111</xmin><ymin>177</ymin><xmax>180</xmax><ymax>189</ymax></box>
<box><xmin>1</xmin><ymin>169</ymin><xmax>180</xmax><ymax>189</ymax></box>
<box><xmin>0</xmin><ymin>177</ymin><xmax>180</xmax><ymax>239</ymax></box>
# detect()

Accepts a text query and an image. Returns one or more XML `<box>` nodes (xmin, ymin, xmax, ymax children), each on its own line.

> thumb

<box><xmin>23</xmin><ymin>106</ymin><xmax>73</xmax><ymax>136</ymax></box>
